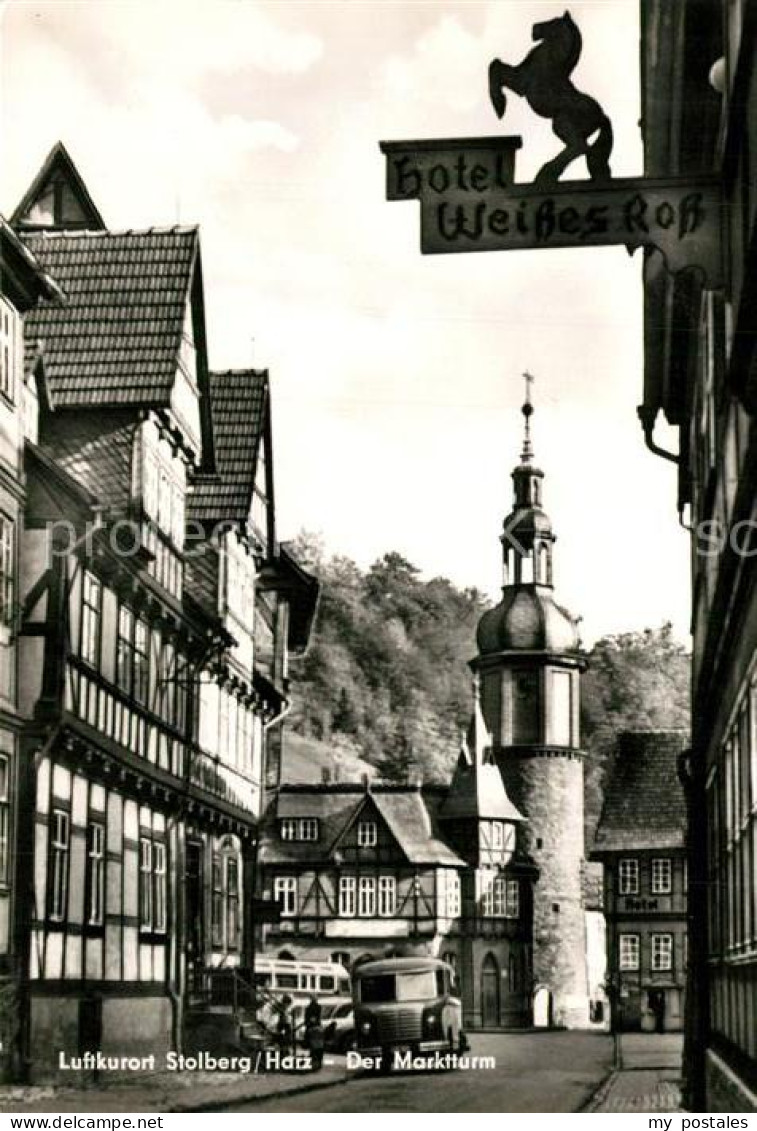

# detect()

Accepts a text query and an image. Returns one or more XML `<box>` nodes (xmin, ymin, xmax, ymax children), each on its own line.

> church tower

<box><xmin>472</xmin><ymin>379</ymin><xmax>590</xmax><ymax>1028</ymax></box>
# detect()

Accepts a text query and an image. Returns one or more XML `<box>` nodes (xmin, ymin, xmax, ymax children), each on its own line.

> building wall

<box><xmin>601</xmin><ymin>850</ymin><xmax>687</xmax><ymax>1034</ymax></box>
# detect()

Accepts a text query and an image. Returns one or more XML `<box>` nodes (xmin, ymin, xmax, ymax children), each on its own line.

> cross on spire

<box><xmin>521</xmin><ymin>371</ymin><xmax>535</xmax><ymax>463</ymax></box>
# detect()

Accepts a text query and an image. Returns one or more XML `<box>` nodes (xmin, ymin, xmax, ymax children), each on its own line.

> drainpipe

<box><xmin>637</xmin><ymin>406</ymin><xmax>679</xmax><ymax>464</ymax></box>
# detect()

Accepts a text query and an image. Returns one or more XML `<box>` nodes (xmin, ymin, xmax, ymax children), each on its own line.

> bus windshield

<box><xmin>359</xmin><ymin>970</ymin><xmax>440</xmax><ymax>1004</ymax></box>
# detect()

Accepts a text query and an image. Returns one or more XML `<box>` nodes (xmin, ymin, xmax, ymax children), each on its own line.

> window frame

<box><xmin>378</xmin><ymin>875</ymin><xmax>396</xmax><ymax>917</ymax></box>
<box><xmin>139</xmin><ymin>833</ymin><xmax>167</xmax><ymax>936</ymax></box>
<box><xmin>0</xmin><ymin>297</ymin><xmax>19</xmax><ymax>405</ymax></box>
<box><xmin>618</xmin><ymin>858</ymin><xmax>640</xmax><ymax>896</ymax></box>
<box><xmin>0</xmin><ymin>514</ymin><xmax>15</xmax><ymax>631</ymax></box>
<box><xmin>338</xmin><ymin>875</ymin><xmax>356</xmax><ymax>917</ymax></box>
<box><xmin>506</xmin><ymin>878</ymin><xmax>520</xmax><ymax>919</ymax></box>
<box><xmin>651</xmin><ymin>932</ymin><xmax>674</xmax><ymax>972</ymax></box>
<box><xmin>85</xmin><ymin>819</ymin><xmax>105</xmax><ymax>929</ymax></box>
<box><xmin>357</xmin><ymin>820</ymin><xmax>378</xmax><ymax>848</ymax></box>
<box><xmin>211</xmin><ymin>853</ymin><xmax>224</xmax><ymax>947</ymax></box>
<box><xmin>358</xmin><ymin>875</ymin><xmax>376</xmax><ymax>916</ymax></box>
<box><xmin>79</xmin><ymin>571</ymin><xmax>102</xmax><ymax>669</ymax></box>
<box><xmin>274</xmin><ymin>875</ymin><xmax>297</xmax><ymax>918</ymax></box>
<box><xmin>651</xmin><ymin>858</ymin><xmax>673</xmax><ymax>895</ymax></box>
<box><xmin>0</xmin><ymin>751</ymin><xmax>10</xmax><ymax>885</ymax></box>
<box><xmin>619</xmin><ymin>933</ymin><xmax>640</xmax><ymax>971</ymax></box>
<box><xmin>446</xmin><ymin>871</ymin><xmax>461</xmax><ymax>918</ymax></box>
<box><xmin>226</xmin><ymin>855</ymin><xmax>240</xmax><ymax>950</ymax></box>
<box><xmin>48</xmin><ymin>808</ymin><xmax>71</xmax><ymax>924</ymax></box>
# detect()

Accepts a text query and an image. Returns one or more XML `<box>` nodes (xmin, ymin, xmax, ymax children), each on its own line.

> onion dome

<box><xmin>477</xmin><ymin>586</ymin><xmax>580</xmax><ymax>654</ymax></box>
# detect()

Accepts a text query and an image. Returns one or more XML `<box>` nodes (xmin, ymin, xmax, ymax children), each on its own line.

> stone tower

<box><xmin>472</xmin><ymin>381</ymin><xmax>590</xmax><ymax>1028</ymax></box>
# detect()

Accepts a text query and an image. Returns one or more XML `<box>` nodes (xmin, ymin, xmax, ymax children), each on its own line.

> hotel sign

<box><xmin>379</xmin><ymin>137</ymin><xmax>724</xmax><ymax>286</ymax></box>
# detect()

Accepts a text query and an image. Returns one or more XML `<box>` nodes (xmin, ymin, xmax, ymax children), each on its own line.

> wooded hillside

<box><xmin>286</xmin><ymin>534</ymin><xmax>690</xmax><ymax>837</ymax></box>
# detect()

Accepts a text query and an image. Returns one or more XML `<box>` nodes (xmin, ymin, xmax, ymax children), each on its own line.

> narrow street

<box><xmin>231</xmin><ymin>1032</ymin><xmax>614</xmax><ymax>1113</ymax></box>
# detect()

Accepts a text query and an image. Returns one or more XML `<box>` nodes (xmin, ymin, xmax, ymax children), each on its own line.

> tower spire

<box><xmin>521</xmin><ymin>371</ymin><xmax>535</xmax><ymax>464</ymax></box>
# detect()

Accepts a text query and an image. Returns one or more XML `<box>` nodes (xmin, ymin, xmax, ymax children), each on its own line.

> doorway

<box><xmin>481</xmin><ymin>953</ymin><xmax>500</xmax><ymax>1027</ymax></box>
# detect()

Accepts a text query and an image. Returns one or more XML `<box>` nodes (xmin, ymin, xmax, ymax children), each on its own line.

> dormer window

<box><xmin>357</xmin><ymin>820</ymin><xmax>377</xmax><ymax>847</ymax></box>
<box><xmin>280</xmin><ymin>818</ymin><xmax>319</xmax><ymax>842</ymax></box>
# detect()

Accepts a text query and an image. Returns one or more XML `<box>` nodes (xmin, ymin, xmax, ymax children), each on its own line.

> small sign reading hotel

<box><xmin>379</xmin><ymin>137</ymin><xmax>723</xmax><ymax>284</ymax></box>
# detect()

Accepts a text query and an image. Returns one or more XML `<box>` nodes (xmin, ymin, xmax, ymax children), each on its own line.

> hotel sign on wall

<box><xmin>379</xmin><ymin>12</ymin><xmax>723</xmax><ymax>286</ymax></box>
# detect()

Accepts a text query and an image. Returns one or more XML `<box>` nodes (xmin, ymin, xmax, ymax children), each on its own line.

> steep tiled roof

<box><xmin>592</xmin><ymin>731</ymin><xmax>688</xmax><ymax>854</ymax></box>
<box><xmin>259</xmin><ymin>784</ymin><xmax>465</xmax><ymax>868</ymax></box>
<box><xmin>189</xmin><ymin>369</ymin><xmax>267</xmax><ymax>522</ymax></box>
<box><xmin>20</xmin><ymin>228</ymin><xmax>198</xmax><ymax>409</ymax></box>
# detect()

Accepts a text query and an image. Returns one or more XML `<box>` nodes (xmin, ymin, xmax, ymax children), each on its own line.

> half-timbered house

<box><xmin>258</xmin><ymin>681</ymin><xmax>536</xmax><ymax>1029</ymax></box>
<box><xmin>0</xmin><ymin>217</ymin><xmax>63</xmax><ymax>1077</ymax></box>
<box><xmin>7</xmin><ymin>143</ymin><xmax>316</xmax><ymax>1077</ymax></box>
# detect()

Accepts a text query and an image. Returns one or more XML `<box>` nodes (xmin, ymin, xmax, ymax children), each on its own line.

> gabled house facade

<box><xmin>591</xmin><ymin>731</ymin><xmax>688</xmax><ymax>1034</ymax></box>
<box><xmin>5</xmin><ymin>143</ymin><xmax>316</xmax><ymax>1079</ymax></box>
<box><xmin>0</xmin><ymin>217</ymin><xmax>63</xmax><ymax>1074</ymax></box>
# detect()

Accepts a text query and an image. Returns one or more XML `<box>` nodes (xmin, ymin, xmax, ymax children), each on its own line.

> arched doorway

<box><xmin>481</xmin><ymin>953</ymin><xmax>500</xmax><ymax>1027</ymax></box>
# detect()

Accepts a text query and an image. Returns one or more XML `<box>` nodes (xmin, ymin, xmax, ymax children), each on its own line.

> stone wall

<box><xmin>497</xmin><ymin>748</ymin><xmax>589</xmax><ymax>1028</ymax></box>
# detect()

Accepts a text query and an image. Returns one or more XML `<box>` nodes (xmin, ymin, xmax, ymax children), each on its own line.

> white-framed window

<box><xmin>482</xmin><ymin>872</ymin><xmax>509</xmax><ymax>917</ymax></box>
<box><xmin>117</xmin><ymin>606</ymin><xmax>150</xmax><ymax>704</ymax></box>
<box><xmin>0</xmin><ymin>297</ymin><xmax>19</xmax><ymax>404</ymax></box>
<box><xmin>280</xmin><ymin>818</ymin><xmax>319</xmax><ymax>842</ymax></box>
<box><xmin>80</xmin><ymin>571</ymin><xmax>102</xmax><ymax>668</ymax></box>
<box><xmin>49</xmin><ymin>809</ymin><xmax>70</xmax><ymax>922</ymax></box>
<box><xmin>357</xmin><ymin>820</ymin><xmax>377</xmax><ymax>847</ymax></box>
<box><xmin>651</xmin><ymin>858</ymin><xmax>672</xmax><ymax>895</ymax></box>
<box><xmin>86</xmin><ymin>821</ymin><xmax>105</xmax><ymax>927</ymax></box>
<box><xmin>274</xmin><ymin>876</ymin><xmax>297</xmax><ymax>918</ymax></box>
<box><xmin>139</xmin><ymin>835</ymin><xmax>167</xmax><ymax>933</ymax></box>
<box><xmin>0</xmin><ymin>515</ymin><xmax>14</xmax><ymax>628</ymax></box>
<box><xmin>446</xmin><ymin>871</ymin><xmax>461</xmax><ymax>918</ymax></box>
<box><xmin>619</xmin><ymin>933</ymin><xmax>640</xmax><ymax>971</ymax></box>
<box><xmin>359</xmin><ymin>875</ymin><xmax>376</xmax><ymax>916</ymax></box>
<box><xmin>338</xmin><ymin>875</ymin><xmax>356</xmax><ymax>917</ymax></box>
<box><xmin>299</xmin><ymin>818</ymin><xmax>318</xmax><ymax>841</ymax></box>
<box><xmin>618</xmin><ymin>858</ymin><xmax>639</xmax><ymax>895</ymax></box>
<box><xmin>378</xmin><ymin>876</ymin><xmax>396</xmax><ymax>917</ymax></box>
<box><xmin>0</xmin><ymin>752</ymin><xmax>9</xmax><ymax>884</ymax></box>
<box><xmin>651</xmin><ymin>933</ymin><xmax>673</xmax><ymax>972</ymax></box>
<box><xmin>506</xmin><ymin>879</ymin><xmax>520</xmax><ymax>919</ymax></box>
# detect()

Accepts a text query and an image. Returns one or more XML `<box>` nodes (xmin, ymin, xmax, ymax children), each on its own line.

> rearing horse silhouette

<box><xmin>488</xmin><ymin>11</ymin><xmax>613</xmax><ymax>185</ymax></box>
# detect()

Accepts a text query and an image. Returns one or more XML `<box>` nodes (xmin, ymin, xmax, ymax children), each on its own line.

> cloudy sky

<box><xmin>0</xmin><ymin>0</ymin><xmax>690</xmax><ymax>644</ymax></box>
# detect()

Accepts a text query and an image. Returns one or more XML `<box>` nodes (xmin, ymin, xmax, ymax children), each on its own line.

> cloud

<box><xmin>381</xmin><ymin>14</ymin><xmax>483</xmax><ymax>113</ymax></box>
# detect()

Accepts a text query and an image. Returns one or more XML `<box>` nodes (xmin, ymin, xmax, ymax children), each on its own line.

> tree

<box><xmin>581</xmin><ymin>622</ymin><xmax>690</xmax><ymax>844</ymax></box>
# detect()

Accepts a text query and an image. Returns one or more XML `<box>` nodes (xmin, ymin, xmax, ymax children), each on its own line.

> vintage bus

<box><xmin>352</xmin><ymin>956</ymin><xmax>463</xmax><ymax>1065</ymax></box>
<box><xmin>254</xmin><ymin>956</ymin><xmax>351</xmax><ymax>999</ymax></box>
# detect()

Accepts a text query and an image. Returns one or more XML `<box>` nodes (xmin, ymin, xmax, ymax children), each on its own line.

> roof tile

<box><xmin>21</xmin><ymin>228</ymin><xmax>198</xmax><ymax>409</ymax></box>
<box><xmin>592</xmin><ymin>731</ymin><xmax>688</xmax><ymax>853</ymax></box>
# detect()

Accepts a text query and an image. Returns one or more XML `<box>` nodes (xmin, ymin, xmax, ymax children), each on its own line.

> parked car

<box><xmin>323</xmin><ymin>1001</ymin><xmax>356</xmax><ymax>1052</ymax></box>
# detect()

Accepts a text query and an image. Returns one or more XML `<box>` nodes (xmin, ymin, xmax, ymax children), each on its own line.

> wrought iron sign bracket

<box><xmin>379</xmin><ymin>137</ymin><xmax>724</xmax><ymax>289</ymax></box>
